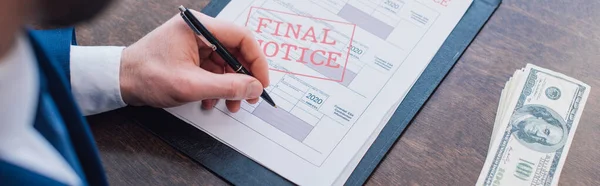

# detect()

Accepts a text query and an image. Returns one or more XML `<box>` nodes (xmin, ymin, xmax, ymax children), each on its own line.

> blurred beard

<box><xmin>36</xmin><ymin>0</ymin><xmax>114</xmax><ymax>27</ymax></box>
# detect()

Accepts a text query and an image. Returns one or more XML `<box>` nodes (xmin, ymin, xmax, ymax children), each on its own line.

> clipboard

<box><xmin>124</xmin><ymin>0</ymin><xmax>502</xmax><ymax>185</ymax></box>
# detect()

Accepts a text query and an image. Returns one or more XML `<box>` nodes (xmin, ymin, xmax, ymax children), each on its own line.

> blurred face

<box><xmin>0</xmin><ymin>0</ymin><xmax>112</xmax><ymax>57</ymax></box>
<box><xmin>36</xmin><ymin>0</ymin><xmax>114</xmax><ymax>26</ymax></box>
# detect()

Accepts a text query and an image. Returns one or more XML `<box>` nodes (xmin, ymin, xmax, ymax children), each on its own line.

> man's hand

<box><xmin>119</xmin><ymin>10</ymin><xmax>269</xmax><ymax>112</ymax></box>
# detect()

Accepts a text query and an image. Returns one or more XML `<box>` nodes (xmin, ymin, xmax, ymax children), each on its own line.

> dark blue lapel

<box><xmin>27</xmin><ymin>28</ymin><xmax>108</xmax><ymax>186</ymax></box>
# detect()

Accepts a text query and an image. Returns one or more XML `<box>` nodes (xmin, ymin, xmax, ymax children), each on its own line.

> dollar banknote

<box><xmin>477</xmin><ymin>64</ymin><xmax>590</xmax><ymax>186</ymax></box>
<box><xmin>489</xmin><ymin>69</ymin><xmax>524</xmax><ymax>150</ymax></box>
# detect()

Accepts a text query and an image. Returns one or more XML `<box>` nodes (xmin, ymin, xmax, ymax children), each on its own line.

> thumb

<box><xmin>191</xmin><ymin>70</ymin><xmax>264</xmax><ymax>100</ymax></box>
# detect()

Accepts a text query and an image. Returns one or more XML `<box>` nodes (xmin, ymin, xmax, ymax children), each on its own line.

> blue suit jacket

<box><xmin>0</xmin><ymin>28</ymin><xmax>108</xmax><ymax>186</ymax></box>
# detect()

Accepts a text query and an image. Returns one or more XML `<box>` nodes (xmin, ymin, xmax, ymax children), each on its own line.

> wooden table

<box><xmin>79</xmin><ymin>0</ymin><xmax>600</xmax><ymax>185</ymax></box>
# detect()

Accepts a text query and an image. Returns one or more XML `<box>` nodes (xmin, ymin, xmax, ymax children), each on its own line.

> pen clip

<box><xmin>180</xmin><ymin>11</ymin><xmax>217</xmax><ymax>51</ymax></box>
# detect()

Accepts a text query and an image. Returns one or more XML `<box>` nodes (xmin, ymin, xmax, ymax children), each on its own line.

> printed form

<box><xmin>167</xmin><ymin>0</ymin><xmax>472</xmax><ymax>185</ymax></box>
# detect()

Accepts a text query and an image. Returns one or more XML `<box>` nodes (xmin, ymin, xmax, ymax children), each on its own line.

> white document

<box><xmin>167</xmin><ymin>0</ymin><xmax>472</xmax><ymax>185</ymax></box>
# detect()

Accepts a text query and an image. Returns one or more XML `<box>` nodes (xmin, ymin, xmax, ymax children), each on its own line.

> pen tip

<box><xmin>178</xmin><ymin>5</ymin><xmax>186</xmax><ymax>12</ymax></box>
<box><xmin>273</xmin><ymin>105</ymin><xmax>277</xmax><ymax>108</ymax></box>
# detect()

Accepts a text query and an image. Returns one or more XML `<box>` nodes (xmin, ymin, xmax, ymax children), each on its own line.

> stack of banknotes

<box><xmin>476</xmin><ymin>64</ymin><xmax>591</xmax><ymax>186</ymax></box>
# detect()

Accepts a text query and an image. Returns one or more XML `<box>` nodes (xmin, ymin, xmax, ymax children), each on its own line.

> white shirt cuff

<box><xmin>70</xmin><ymin>46</ymin><xmax>127</xmax><ymax>116</ymax></box>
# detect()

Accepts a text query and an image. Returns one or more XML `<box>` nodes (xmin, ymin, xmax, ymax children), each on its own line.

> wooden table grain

<box><xmin>78</xmin><ymin>0</ymin><xmax>600</xmax><ymax>185</ymax></box>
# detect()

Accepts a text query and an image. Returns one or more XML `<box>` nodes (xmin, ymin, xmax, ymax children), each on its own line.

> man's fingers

<box><xmin>200</xmin><ymin>62</ymin><xmax>224</xmax><ymax>109</ymax></box>
<box><xmin>247</xmin><ymin>98</ymin><xmax>259</xmax><ymax>104</ymax></box>
<box><xmin>202</xmin><ymin>99</ymin><xmax>216</xmax><ymax>109</ymax></box>
<box><xmin>226</xmin><ymin>100</ymin><xmax>242</xmax><ymax>113</ymax></box>
<box><xmin>187</xmin><ymin>68</ymin><xmax>264</xmax><ymax>101</ymax></box>
<box><xmin>209</xmin><ymin>52</ymin><xmax>270</xmax><ymax>88</ymax></box>
<box><xmin>194</xmin><ymin>11</ymin><xmax>270</xmax><ymax>88</ymax></box>
<box><xmin>195</xmin><ymin>12</ymin><xmax>262</xmax><ymax>62</ymax></box>
<box><xmin>246</xmin><ymin>54</ymin><xmax>269</xmax><ymax>87</ymax></box>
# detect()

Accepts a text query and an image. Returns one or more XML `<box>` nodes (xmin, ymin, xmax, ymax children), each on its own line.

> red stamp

<box><xmin>244</xmin><ymin>7</ymin><xmax>356</xmax><ymax>82</ymax></box>
<box><xmin>433</xmin><ymin>0</ymin><xmax>451</xmax><ymax>7</ymax></box>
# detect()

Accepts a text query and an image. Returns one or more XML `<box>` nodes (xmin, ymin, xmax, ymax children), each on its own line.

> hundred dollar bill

<box><xmin>490</xmin><ymin>69</ymin><xmax>525</xmax><ymax>151</ymax></box>
<box><xmin>490</xmin><ymin>70</ymin><xmax>518</xmax><ymax>149</ymax></box>
<box><xmin>478</xmin><ymin>64</ymin><xmax>590</xmax><ymax>186</ymax></box>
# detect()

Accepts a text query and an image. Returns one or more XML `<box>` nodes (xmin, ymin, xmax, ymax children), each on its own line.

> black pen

<box><xmin>178</xmin><ymin>5</ymin><xmax>277</xmax><ymax>108</ymax></box>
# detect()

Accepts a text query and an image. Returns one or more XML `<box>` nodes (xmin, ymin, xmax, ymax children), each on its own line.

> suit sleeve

<box><xmin>29</xmin><ymin>27</ymin><xmax>127</xmax><ymax>116</ymax></box>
